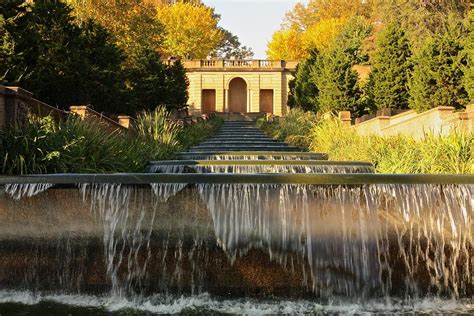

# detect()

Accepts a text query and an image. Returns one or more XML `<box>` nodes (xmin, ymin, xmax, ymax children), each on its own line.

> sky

<box><xmin>203</xmin><ymin>0</ymin><xmax>309</xmax><ymax>59</ymax></box>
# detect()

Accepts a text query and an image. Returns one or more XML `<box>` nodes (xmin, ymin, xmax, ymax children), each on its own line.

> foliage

<box><xmin>0</xmin><ymin>112</ymin><xmax>223</xmax><ymax>175</ymax></box>
<box><xmin>0</xmin><ymin>115</ymin><xmax>171</xmax><ymax>174</ymax></box>
<box><xmin>135</xmin><ymin>107</ymin><xmax>181</xmax><ymax>147</ymax></box>
<box><xmin>259</xmin><ymin>112</ymin><xmax>474</xmax><ymax>174</ymax></box>
<box><xmin>156</xmin><ymin>2</ymin><xmax>223</xmax><ymax>59</ymax></box>
<box><xmin>266</xmin><ymin>27</ymin><xmax>306</xmax><ymax>60</ymax></box>
<box><xmin>301</xmin><ymin>18</ymin><xmax>346</xmax><ymax>53</ymax></box>
<box><xmin>126</xmin><ymin>51</ymin><xmax>188</xmax><ymax>113</ymax></box>
<box><xmin>0</xmin><ymin>14</ymin><xmax>16</xmax><ymax>82</ymax></box>
<box><xmin>1</xmin><ymin>0</ymin><xmax>127</xmax><ymax>113</ymax></box>
<box><xmin>334</xmin><ymin>16</ymin><xmax>373</xmax><ymax>65</ymax></box>
<box><xmin>176</xmin><ymin>116</ymin><xmax>224</xmax><ymax>150</ymax></box>
<box><xmin>66</xmin><ymin>0</ymin><xmax>163</xmax><ymax>61</ymax></box>
<box><xmin>314</xmin><ymin>47</ymin><xmax>362</xmax><ymax>115</ymax></box>
<box><xmin>374</xmin><ymin>0</ymin><xmax>471</xmax><ymax>49</ymax></box>
<box><xmin>409</xmin><ymin>21</ymin><xmax>468</xmax><ymax>112</ymax></box>
<box><xmin>367</xmin><ymin>22</ymin><xmax>412</xmax><ymax>110</ymax></box>
<box><xmin>287</xmin><ymin>51</ymin><xmax>319</xmax><ymax>112</ymax></box>
<box><xmin>464</xmin><ymin>9</ymin><xmax>474</xmax><ymax>102</ymax></box>
<box><xmin>256</xmin><ymin>109</ymin><xmax>317</xmax><ymax>149</ymax></box>
<box><xmin>211</xmin><ymin>28</ymin><xmax>254</xmax><ymax>59</ymax></box>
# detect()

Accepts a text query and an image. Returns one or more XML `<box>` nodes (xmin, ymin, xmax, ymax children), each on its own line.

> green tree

<box><xmin>126</xmin><ymin>50</ymin><xmax>188</xmax><ymax>113</ymax></box>
<box><xmin>464</xmin><ymin>10</ymin><xmax>474</xmax><ymax>102</ymax></box>
<box><xmin>314</xmin><ymin>47</ymin><xmax>362</xmax><ymax>115</ymax></box>
<box><xmin>367</xmin><ymin>22</ymin><xmax>412</xmax><ymax>110</ymax></box>
<box><xmin>334</xmin><ymin>15</ymin><xmax>373</xmax><ymax>65</ymax></box>
<box><xmin>164</xmin><ymin>60</ymin><xmax>189</xmax><ymax>111</ymax></box>
<box><xmin>409</xmin><ymin>21</ymin><xmax>468</xmax><ymax>112</ymax></box>
<box><xmin>288</xmin><ymin>50</ymin><xmax>319</xmax><ymax>112</ymax></box>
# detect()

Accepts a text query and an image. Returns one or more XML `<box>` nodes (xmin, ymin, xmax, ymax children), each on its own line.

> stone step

<box><xmin>176</xmin><ymin>151</ymin><xmax>328</xmax><ymax>160</ymax></box>
<box><xmin>187</xmin><ymin>147</ymin><xmax>301</xmax><ymax>152</ymax></box>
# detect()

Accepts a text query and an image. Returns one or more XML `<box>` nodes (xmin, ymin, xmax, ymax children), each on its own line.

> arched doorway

<box><xmin>228</xmin><ymin>77</ymin><xmax>247</xmax><ymax>113</ymax></box>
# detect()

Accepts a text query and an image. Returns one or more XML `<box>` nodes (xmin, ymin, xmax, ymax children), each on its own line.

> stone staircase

<box><xmin>147</xmin><ymin>121</ymin><xmax>375</xmax><ymax>174</ymax></box>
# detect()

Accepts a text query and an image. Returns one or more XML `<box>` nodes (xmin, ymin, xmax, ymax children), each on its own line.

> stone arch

<box><xmin>228</xmin><ymin>77</ymin><xmax>247</xmax><ymax>113</ymax></box>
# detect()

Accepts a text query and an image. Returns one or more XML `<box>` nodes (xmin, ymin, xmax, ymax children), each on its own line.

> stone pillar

<box><xmin>69</xmin><ymin>105</ymin><xmax>89</xmax><ymax>119</ymax></box>
<box><xmin>224</xmin><ymin>89</ymin><xmax>229</xmax><ymax>112</ymax></box>
<box><xmin>117</xmin><ymin>115</ymin><xmax>131</xmax><ymax>129</ymax></box>
<box><xmin>338</xmin><ymin>111</ymin><xmax>351</xmax><ymax>127</ymax></box>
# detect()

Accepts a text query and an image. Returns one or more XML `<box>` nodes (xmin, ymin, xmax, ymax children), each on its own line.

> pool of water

<box><xmin>0</xmin><ymin>291</ymin><xmax>473</xmax><ymax>315</ymax></box>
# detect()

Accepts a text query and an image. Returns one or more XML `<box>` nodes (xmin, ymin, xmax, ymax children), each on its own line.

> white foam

<box><xmin>0</xmin><ymin>290</ymin><xmax>472</xmax><ymax>314</ymax></box>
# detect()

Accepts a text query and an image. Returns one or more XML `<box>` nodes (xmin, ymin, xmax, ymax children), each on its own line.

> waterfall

<box><xmin>149</xmin><ymin>164</ymin><xmax>375</xmax><ymax>174</ymax></box>
<box><xmin>4</xmin><ymin>183</ymin><xmax>54</xmax><ymax>200</ymax></box>
<box><xmin>197</xmin><ymin>183</ymin><xmax>473</xmax><ymax>299</ymax></box>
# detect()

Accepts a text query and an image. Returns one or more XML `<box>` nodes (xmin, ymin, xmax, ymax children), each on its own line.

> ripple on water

<box><xmin>0</xmin><ymin>291</ymin><xmax>473</xmax><ymax>315</ymax></box>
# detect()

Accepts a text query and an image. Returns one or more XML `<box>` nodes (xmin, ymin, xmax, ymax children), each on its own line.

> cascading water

<box><xmin>148</xmin><ymin>164</ymin><xmax>375</xmax><ymax>174</ymax></box>
<box><xmin>4</xmin><ymin>183</ymin><xmax>54</xmax><ymax>200</ymax></box>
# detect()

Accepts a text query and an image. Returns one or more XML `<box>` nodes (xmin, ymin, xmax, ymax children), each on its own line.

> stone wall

<box><xmin>345</xmin><ymin>105</ymin><xmax>474</xmax><ymax>139</ymax></box>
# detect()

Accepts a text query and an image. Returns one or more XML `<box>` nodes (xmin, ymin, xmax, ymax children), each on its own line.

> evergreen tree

<box><xmin>409</xmin><ymin>20</ymin><xmax>468</xmax><ymax>112</ymax></box>
<box><xmin>464</xmin><ymin>10</ymin><xmax>474</xmax><ymax>102</ymax></box>
<box><xmin>314</xmin><ymin>47</ymin><xmax>362</xmax><ymax>115</ymax></box>
<box><xmin>367</xmin><ymin>22</ymin><xmax>412</xmax><ymax>110</ymax></box>
<box><xmin>287</xmin><ymin>50</ymin><xmax>319</xmax><ymax>112</ymax></box>
<box><xmin>334</xmin><ymin>15</ymin><xmax>372</xmax><ymax>65</ymax></box>
<box><xmin>164</xmin><ymin>60</ymin><xmax>189</xmax><ymax>111</ymax></box>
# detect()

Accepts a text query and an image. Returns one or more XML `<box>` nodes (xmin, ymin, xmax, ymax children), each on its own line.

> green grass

<box><xmin>259</xmin><ymin>110</ymin><xmax>474</xmax><ymax>174</ymax></box>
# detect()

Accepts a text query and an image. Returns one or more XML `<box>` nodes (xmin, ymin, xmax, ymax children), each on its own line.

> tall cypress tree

<box><xmin>314</xmin><ymin>47</ymin><xmax>362</xmax><ymax>115</ymax></box>
<box><xmin>287</xmin><ymin>50</ymin><xmax>319</xmax><ymax>112</ymax></box>
<box><xmin>409</xmin><ymin>20</ymin><xmax>468</xmax><ymax>112</ymax></box>
<box><xmin>464</xmin><ymin>10</ymin><xmax>474</xmax><ymax>102</ymax></box>
<box><xmin>367</xmin><ymin>22</ymin><xmax>412</xmax><ymax>110</ymax></box>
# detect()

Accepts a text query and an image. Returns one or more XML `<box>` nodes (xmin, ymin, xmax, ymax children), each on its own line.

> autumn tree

<box><xmin>66</xmin><ymin>0</ymin><xmax>163</xmax><ymax>61</ymax></box>
<box><xmin>156</xmin><ymin>2</ymin><xmax>223</xmax><ymax>59</ymax></box>
<box><xmin>266</xmin><ymin>28</ymin><xmax>306</xmax><ymax>60</ymax></box>
<box><xmin>301</xmin><ymin>18</ymin><xmax>345</xmax><ymax>53</ymax></box>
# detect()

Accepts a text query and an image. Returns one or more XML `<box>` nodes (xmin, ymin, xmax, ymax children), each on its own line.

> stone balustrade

<box><xmin>182</xmin><ymin>59</ymin><xmax>297</xmax><ymax>71</ymax></box>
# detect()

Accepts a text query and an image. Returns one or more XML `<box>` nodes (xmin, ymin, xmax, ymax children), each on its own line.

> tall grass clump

<box><xmin>0</xmin><ymin>115</ymin><xmax>168</xmax><ymax>174</ymax></box>
<box><xmin>176</xmin><ymin>116</ymin><xmax>224</xmax><ymax>150</ymax></box>
<box><xmin>309</xmin><ymin>116</ymin><xmax>474</xmax><ymax>174</ymax></box>
<box><xmin>256</xmin><ymin>108</ymin><xmax>317</xmax><ymax>149</ymax></box>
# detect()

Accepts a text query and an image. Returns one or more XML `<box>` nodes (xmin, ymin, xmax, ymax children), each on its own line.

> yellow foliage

<box><xmin>65</xmin><ymin>0</ymin><xmax>162</xmax><ymax>60</ymax></box>
<box><xmin>315</xmin><ymin>0</ymin><xmax>370</xmax><ymax>20</ymax></box>
<box><xmin>302</xmin><ymin>18</ymin><xmax>346</xmax><ymax>53</ymax></box>
<box><xmin>156</xmin><ymin>2</ymin><xmax>223</xmax><ymax>59</ymax></box>
<box><xmin>266</xmin><ymin>28</ymin><xmax>307</xmax><ymax>60</ymax></box>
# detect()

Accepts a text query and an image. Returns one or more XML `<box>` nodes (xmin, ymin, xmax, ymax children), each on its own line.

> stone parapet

<box><xmin>344</xmin><ymin>105</ymin><xmax>474</xmax><ymax>139</ymax></box>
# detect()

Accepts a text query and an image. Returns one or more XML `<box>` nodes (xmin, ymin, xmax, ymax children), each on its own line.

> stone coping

<box><xmin>148</xmin><ymin>160</ymin><xmax>373</xmax><ymax>166</ymax></box>
<box><xmin>1</xmin><ymin>174</ymin><xmax>473</xmax><ymax>185</ymax></box>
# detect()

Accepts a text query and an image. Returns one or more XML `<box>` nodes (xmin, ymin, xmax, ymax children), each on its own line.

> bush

<box><xmin>256</xmin><ymin>109</ymin><xmax>317</xmax><ymax>149</ymax></box>
<box><xmin>409</xmin><ymin>20</ymin><xmax>468</xmax><ymax>112</ymax></box>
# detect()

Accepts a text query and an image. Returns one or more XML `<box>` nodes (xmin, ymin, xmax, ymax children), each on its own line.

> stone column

<box><xmin>224</xmin><ymin>89</ymin><xmax>229</xmax><ymax>112</ymax></box>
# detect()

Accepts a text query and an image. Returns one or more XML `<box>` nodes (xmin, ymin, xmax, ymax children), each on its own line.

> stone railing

<box><xmin>182</xmin><ymin>59</ymin><xmax>298</xmax><ymax>71</ymax></box>
<box><xmin>340</xmin><ymin>105</ymin><xmax>474</xmax><ymax>139</ymax></box>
